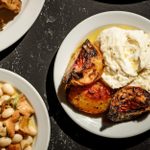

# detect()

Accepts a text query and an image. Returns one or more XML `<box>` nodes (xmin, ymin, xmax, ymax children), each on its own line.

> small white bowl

<box><xmin>54</xmin><ymin>11</ymin><xmax>150</xmax><ymax>138</ymax></box>
<box><xmin>0</xmin><ymin>68</ymin><xmax>50</xmax><ymax>149</ymax></box>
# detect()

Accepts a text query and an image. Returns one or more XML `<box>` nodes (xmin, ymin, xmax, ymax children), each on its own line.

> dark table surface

<box><xmin>1</xmin><ymin>0</ymin><xmax>150</xmax><ymax>149</ymax></box>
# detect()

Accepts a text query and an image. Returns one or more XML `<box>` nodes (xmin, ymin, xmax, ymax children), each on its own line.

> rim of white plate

<box><xmin>0</xmin><ymin>68</ymin><xmax>50</xmax><ymax>149</ymax></box>
<box><xmin>0</xmin><ymin>0</ymin><xmax>45</xmax><ymax>51</ymax></box>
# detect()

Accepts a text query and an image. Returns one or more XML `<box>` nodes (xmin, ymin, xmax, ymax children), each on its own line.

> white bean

<box><xmin>26</xmin><ymin>136</ymin><xmax>33</xmax><ymax>145</ymax></box>
<box><xmin>0</xmin><ymin>122</ymin><xmax>6</xmax><ymax>137</ymax></box>
<box><xmin>2</xmin><ymin>108</ymin><xmax>14</xmax><ymax>118</ymax></box>
<box><xmin>0</xmin><ymin>137</ymin><xmax>11</xmax><ymax>147</ymax></box>
<box><xmin>0</xmin><ymin>95</ymin><xmax>10</xmax><ymax>105</ymax></box>
<box><xmin>0</xmin><ymin>126</ymin><xmax>7</xmax><ymax>137</ymax></box>
<box><xmin>0</xmin><ymin>122</ymin><xmax>3</xmax><ymax>127</ymax></box>
<box><xmin>0</xmin><ymin>95</ymin><xmax>10</xmax><ymax>101</ymax></box>
<box><xmin>24</xmin><ymin>145</ymin><xmax>32</xmax><ymax>150</ymax></box>
<box><xmin>2</xmin><ymin>83</ymin><xmax>15</xmax><ymax>95</ymax></box>
<box><xmin>15</xmin><ymin>122</ymin><xmax>20</xmax><ymax>131</ymax></box>
<box><xmin>0</xmin><ymin>88</ymin><xmax>3</xmax><ymax>96</ymax></box>
<box><xmin>12</xmin><ymin>134</ymin><xmax>23</xmax><ymax>143</ymax></box>
<box><xmin>21</xmin><ymin>136</ymin><xmax>33</xmax><ymax>149</ymax></box>
<box><xmin>28</xmin><ymin>126</ymin><xmax>37</xmax><ymax>136</ymax></box>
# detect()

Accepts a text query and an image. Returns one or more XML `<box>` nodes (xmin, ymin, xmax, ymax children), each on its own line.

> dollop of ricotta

<box><xmin>99</xmin><ymin>27</ymin><xmax>150</xmax><ymax>89</ymax></box>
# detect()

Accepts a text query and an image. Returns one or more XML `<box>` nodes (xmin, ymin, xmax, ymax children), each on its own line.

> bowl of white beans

<box><xmin>0</xmin><ymin>68</ymin><xmax>50</xmax><ymax>150</ymax></box>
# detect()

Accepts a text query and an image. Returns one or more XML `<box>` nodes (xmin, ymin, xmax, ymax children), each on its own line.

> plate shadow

<box><xmin>0</xmin><ymin>36</ymin><xmax>24</xmax><ymax>61</ymax></box>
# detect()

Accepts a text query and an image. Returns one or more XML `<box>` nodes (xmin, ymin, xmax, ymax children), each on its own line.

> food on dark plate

<box><xmin>63</xmin><ymin>39</ymin><xmax>103</xmax><ymax>87</ymax></box>
<box><xmin>107</xmin><ymin>86</ymin><xmax>150</xmax><ymax>122</ymax></box>
<box><xmin>0</xmin><ymin>0</ymin><xmax>21</xmax><ymax>13</ymax></box>
<box><xmin>67</xmin><ymin>80</ymin><xmax>111</xmax><ymax>115</ymax></box>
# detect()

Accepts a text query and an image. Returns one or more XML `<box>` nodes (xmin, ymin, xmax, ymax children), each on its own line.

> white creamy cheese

<box><xmin>130</xmin><ymin>69</ymin><xmax>150</xmax><ymax>92</ymax></box>
<box><xmin>99</xmin><ymin>27</ymin><xmax>150</xmax><ymax>89</ymax></box>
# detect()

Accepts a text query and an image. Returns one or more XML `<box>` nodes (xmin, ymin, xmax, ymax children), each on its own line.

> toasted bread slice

<box><xmin>67</xmin><ymin>80</ymin><xmax>111</xmax><ymax>115</ymax></box>
<box><xmin>17</xmin><ymin>95</ymin><xmax>34</xmax><ymax>117</ymax></box>
<box><xmin>63</xmin><ymin>39</ymin><xmax>103</xmax><ymax>87</ymax></box>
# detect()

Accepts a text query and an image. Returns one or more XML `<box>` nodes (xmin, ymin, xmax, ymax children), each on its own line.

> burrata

<box><xmin>99</xmin><ymin>27</ymin><xmax>150</xmax><ymax>89</ymax></box>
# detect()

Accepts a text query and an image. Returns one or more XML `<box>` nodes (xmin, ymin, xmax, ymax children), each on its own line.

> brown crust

<box><xmin>63</xmin><ymin>39</ymin><xmax>103</xmax><ymax>87</ymax></box>
<box><xmin>67</xmin><ymin>80</ymin><xmax>111</xmax><ymax>115</ymax></box>
<box><xmin>107</xmin><ymin>86</ymin><xmax>150</xmax><ymax>122</ymax></box>
<box><xmin>4</xmin><ymin>110</ymin><xmax>20</xmax><ymax>138</ymax></box>
<box><xmin>17</xmin><ymin>95</ymin><xmax>34</xmax><ymax>117</ymax></box>
<box><xmin>7</xmin><ymin>143</ymin><xmax>21</xmax><ymax>150</ymax></box>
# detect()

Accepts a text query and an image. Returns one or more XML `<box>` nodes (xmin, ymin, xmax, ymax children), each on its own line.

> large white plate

<box><xmin>0</xmin><ymin>0</ymin><xmax>45</xmax><ymax>51</ymax></box>
<box><xmin>54</xmin><ymin>11</ymin><xmax>150</xmax><ymax>138</ymax></box>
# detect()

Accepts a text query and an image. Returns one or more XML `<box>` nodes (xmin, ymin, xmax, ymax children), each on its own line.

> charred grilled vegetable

<box><xmin>63</xmin><ymin>39</ymin><xmax>103</xmax><ymax>87</ymax></box>
<box><xmin>67</xmin><ymin>80</ymin><xmax>111</xmax><ymax>115</ymax></box>
<box><xmin>107</xmin><ymin>86</ymin><xmax>150</xmax><ymax>122</ymax></box>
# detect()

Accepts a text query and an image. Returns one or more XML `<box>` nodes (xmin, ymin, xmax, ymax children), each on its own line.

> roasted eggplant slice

<box><xmin>63</xmin><ymin>39</ymin><xmax>103</xmax><ymax>87</ymax></box>
<box><xmin>67</xmin><ymin>80</ymin><xmax>111</xmax><ymax>115</ymax></box>
<box><xmin>107</xmin><ymin>86</ymin><xmax>150</xmax><ymax>122</ymax></box>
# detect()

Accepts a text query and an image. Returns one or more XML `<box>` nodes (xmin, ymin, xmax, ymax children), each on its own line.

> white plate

<box><xmin>0</xmin><ymin>68</ymin><xmax>50</xmax><ymax>149</ymax></box>
<box><xmin>0</xmin><ymin>0</ymin><xmax>45</xmax><ymax>51</ymax></box>
<box><xmin>54</xmin><ymin>11</ymin><xmax>150</xmax><ymax>138</ymax></box>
